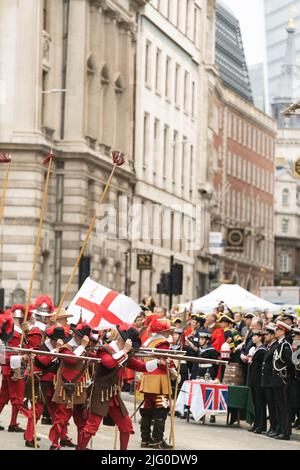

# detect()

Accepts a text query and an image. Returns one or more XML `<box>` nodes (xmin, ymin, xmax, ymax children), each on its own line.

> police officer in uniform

<box><xmin>190</xmin><ymin>331</ymin><xmax>218</xmax><ymax>380</ymax></box>
<box><xmin>261</xmin><ymin>323</ymin><xmax>278</xmax><ymax>437</ymax></box>
<box><xmin>247</xmin><ymin>330</ymin><xmax>267</xmax><ymax>434</ymax></box>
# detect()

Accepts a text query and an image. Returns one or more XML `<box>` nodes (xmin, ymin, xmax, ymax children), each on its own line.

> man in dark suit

<box><xmin>247</xmin><ymin>330</ymin><xmax>267</xmax><ymax>433</ymax></box>
<box><xmin>261</xmin><ymin>323</ymin><xmax>278</xmax><ymax>437</ymax></box>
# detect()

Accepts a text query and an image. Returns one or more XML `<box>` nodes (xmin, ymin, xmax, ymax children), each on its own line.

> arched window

<box><xmin>279</xmin><ymin>252</ymin><xmax>290</xmax><ymax>273</ymax></box>
<box><xmin>282</xmin><ymin>188</ymin><xmax>289</xmax><ymax>206</ymax></box>
<box><xmin>282</xmin><ymin>218</ymin><xmax>289</xmax><ymax>233</ymax></box>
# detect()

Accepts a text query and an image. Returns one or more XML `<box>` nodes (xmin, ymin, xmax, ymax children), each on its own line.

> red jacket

<box><xmin>1</xmin><ymin>327</ymin><xmax>22</xmax><ymax>376</ymax></box>
<box><xmin>97</xmin><ymin>344</ymin><xmax>149</xmax><ymax>379</ymax></box>
<box><xmin>210</xmin><ymin>327</ymin><xmax>225</xmax><ymax>353</ymax></box>
<box><xmin>34</xmin><ymin>340</ymin><xmax>60</xmax><ymax>382</ymax></box>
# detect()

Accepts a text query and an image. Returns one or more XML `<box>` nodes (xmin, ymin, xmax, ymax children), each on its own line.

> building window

<box><xmin>243</xmin><ymin>159</ymin><xmax>246</xmax><ymax>181</ymax></box>
<box><xmin>43</xmin><ymin>0</ymin><xmax>50</xmax><ymax>32</ymax></box>
<box><xmin>252</xmin><ymin>164</ymin><xmax>255</xmax><ymax>186</ymax></box>
<box><xmin>282</xmin><ymin>218</ymin><xmax>289</xmax><ymax>234</ymax></box>
<box><xmin>165</xmin><ymin>56</ymin><xmax>171</xmax><ymax>99</ymax></box>
<box><xmin>232</xmin><ymin>154</ymin><xmax>236</xmax><ymax>177</ymax></box>
<box><xmin>193</xmin><ymin>6</ymin><xmax>198</xmax><ymax>44</ymax></box>
<box><xmin>182</xmin><ymin>136</ymin><xmax>187</xmax><ymax>187</ymax></box>
<box><xmin>183</xmin><ymin>71</ymin><xmax>189</xmax><ymax>113</ymax></box>
<box><xmin>172</xmin><ymin>130</ymin><xmax>178</xmax><ymax>182</ymax></box>
<box><xmin>143</xmin><ymin>113</ymin><xmax>149</xmax><ymax>168</ymax></box>
<box><xmin>155</xmin><ymin>48</ymin><xmax>162</xmax><ymax>94</ymax></box>
<box><xmin>237</xmin><ymin>156</ymin><xmax>241</xmax><ymax>179</ymax></box>
<box><xmin>227</xmin><ymin>152</ymin><xmax>231</xmax><ymax>175</ymax></box>
<box><xmin>238</xmin><ymin>119</ymin><xmax>242</xmax><ymax>143</ymax></box>
<box><xmin>191</xmin><ymin>81</ymin><xmax>196</xmax><ymax>117</ymax></box>
<box><xmin>176</xmin><ymin>0</ymin><xmax>181</xmax><ymax>28</ymax></box>
<box><xmin>279</xmin><ymin>252</ymin><xmax>290</xmax><ymax>273</ymax></box>
<box><xmin>153</xmin><ymin>118</ymin><xmax>160</xmax><ymax>174</ymax></box>
<box><xmin>282</xmin><ymin>188</ymin><xmax>289</xmax><ymax>206</ymax></box>
<box><xmin>232</xmin><ymin>115</ymin><xmax>237</xmax><ymax>141</ymax></box>
<box><xmin>248</xmin><ymin>125</ymin><xmax>252</xmax><ymax>149</ymax></box>
<box><xmin>41</xmin><ymin>69</ymin><xmax>49</xmax><ymax>126</ymax></box>
<box><xmin>243</xmin><ymin>123</ymin><xmax>247</xmax><ymax>145</ymax></box>
<box><xmin>175</xmin><ymin>64</ymin><xmax>180</xmax><ymax>106</ymax></box>
<box><xmin>163</xmin><ymin>125</ymin><xmax>169</xmax><ymax>178</ymax></box>
<box><xmin>228</xmin><ymin>113</ymin><xmax>232</xmax><ymax>138</ymax></box>
<box><xmin>190</xmin><ymin>144</ymin><xmax>194</xmax><ymax>194</ymax></box>
<box><xmin>145</xmin><ymin>41</ymin><xmax>152</xmax><ymax>86</ymax></box>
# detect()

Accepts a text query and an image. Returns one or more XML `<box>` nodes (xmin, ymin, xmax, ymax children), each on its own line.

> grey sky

<box><xmin>220</xmin><ymin>0</ymin><xmax>266</xmax><ymax>67</ymax></box>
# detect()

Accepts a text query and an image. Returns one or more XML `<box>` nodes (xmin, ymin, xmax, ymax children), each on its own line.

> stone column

<box><xmin>63</xmin><ymin>0</ymin><xmax>87</xmax><ymax>143</ymax></box>
<box><xmin>13</xmin><ymin>0</ymin><xmax>41</xmax><ymax>139</ymax></box>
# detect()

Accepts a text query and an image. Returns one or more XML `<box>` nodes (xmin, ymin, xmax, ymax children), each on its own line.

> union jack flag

<box><xmin>202</xmin><ymin>384</ymin><xmax>228</xmax><ymax>413</ymax></box>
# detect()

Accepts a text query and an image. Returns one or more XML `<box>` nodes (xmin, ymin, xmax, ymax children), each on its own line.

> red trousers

<box><xmin>0</xmin><ymin>375</ymin><xmax>25</xmax><ymax>406</ymax></box>
<box><xmin>49</xmin><ymin>404</ymin><xmax>87</xmax><ymax>448</ymax></box>
<box><xmin>24</xmin><ymin>392</ymin><xmax>69</xmax><ymax>443</ymax></box>
<box><xmin>79</xmin><ymin>403</ymin><xmax>133</xmax><ymax>450</ymax></box>
<box><xmin>0</xmin><ymin>376</ymin><xmax>29</xmax><ymax>421</ymax></box>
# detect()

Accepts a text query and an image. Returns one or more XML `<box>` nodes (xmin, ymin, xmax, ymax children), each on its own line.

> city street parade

<box><xmin>1</xmin><ymin>0</ymin><xmax>300</xmax><ymax>463</ymax></box>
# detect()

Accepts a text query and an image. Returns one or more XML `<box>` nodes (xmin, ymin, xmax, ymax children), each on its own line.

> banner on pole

<box><xmin>67</xmin><ymin>277</ymin><xmax>141</xmax><ymax>329</ymax></box>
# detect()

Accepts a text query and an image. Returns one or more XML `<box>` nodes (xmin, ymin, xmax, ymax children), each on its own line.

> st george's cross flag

<box><xmin>67</xmin><ymin>277</ymin><xmax>141</xmax><ymax>330</ymax></box>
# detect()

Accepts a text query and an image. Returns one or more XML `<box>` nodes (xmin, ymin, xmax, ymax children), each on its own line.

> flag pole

<box><xmin>20</xmin><ymin>151</ymin><xmax>54</xmax><ymax>346</ymax></box>
<box><xmin>54</xmin><ymin>151</ymin><xmax>125</xmax><ymax>321</ymax></box>
<box><xmin>0</xmin><ymin>155</ymin><xmax>11</xmax><ymax>228</ymax></box>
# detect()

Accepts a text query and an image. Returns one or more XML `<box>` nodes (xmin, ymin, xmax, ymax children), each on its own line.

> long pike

<box><xmin>4</xmin><ymin>346</ymin><xmax>102</xmax><ymax>363</ymax></box>
<box><xmin>135</xmin><ymin>351</ymin><xmax>228</xmax><ymax>365</ymax></box>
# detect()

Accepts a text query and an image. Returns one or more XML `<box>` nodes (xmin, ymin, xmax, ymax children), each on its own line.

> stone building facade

<box><xmin>0</xmin><ymin>0</ymin><xmax>147</xmax><ymax>306</ymax></box>
<box><xmin>207</xmin><ymin>2</ymin><xmax>277</xmax><ymax>294</ymax></box>
<box><xmin>274</xmin><ymin>164</ymin><xmax>300</xmax><ymax>286</ymax></box>
<box><xmin>131</xmin><ymin>0</ymin><xmax>216</xmax><ymax>304</ymax></box>
<box><xmin>0</xmin><ymin>0</ymin><xmax>216</xmax><ymax>307</ymax></box>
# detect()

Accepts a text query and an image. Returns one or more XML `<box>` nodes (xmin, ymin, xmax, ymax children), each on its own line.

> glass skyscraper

<box><xmin>265</xmin><ymin>0</ymin><xmax>300</xmax><ymax>105</ymax></box>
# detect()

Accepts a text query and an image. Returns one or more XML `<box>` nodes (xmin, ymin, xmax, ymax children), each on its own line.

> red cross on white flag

<box><xmin>67</xmin><ymin>277</ymin><xmax>141</xmax><ymax>329</ymax></box>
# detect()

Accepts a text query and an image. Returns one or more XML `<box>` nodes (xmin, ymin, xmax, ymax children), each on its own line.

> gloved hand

<box><xmin>169</xmin><ymin>367</ymin><xmax>179</xmax><ymax>381</ymax></box>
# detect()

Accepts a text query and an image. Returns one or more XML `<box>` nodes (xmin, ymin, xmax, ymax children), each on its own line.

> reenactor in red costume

<box><xmin>22</xmin><ymin>325</ymin><xmax>75</xmax><ymax>448</ymax></box>
<box><xmin>139</xmin><ymin>319</ymin><xmax>177</xmax><ymax>449</ymax></box>
<box><xmin>78</xmin><ymin>324</ymin><xmax>164</xmax><ymax>451</ymax></box>
<box><xmin>48</xmin><ymin>321</ymin><xmax>93</xmax><ymax>450</ymax></box>
<box><xmin>27</xmin><ymin>296</ymin><xmax>55</xmax><ymax>348</ymax></box>
<box><xmin>0</xmin><ymin>305</ymin><xmax>29</xmax><ymax>433</ymax></box>
<box><xmin>0</xmin><ymin>310</ymin><xmax>14</xmax><ymax>432</ymax></box>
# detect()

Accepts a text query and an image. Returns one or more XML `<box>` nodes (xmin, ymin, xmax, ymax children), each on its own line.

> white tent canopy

<box><xmin>181</xmin><ymin>284</ymin><xmax>280</xmax><ymax>313</ymax></box>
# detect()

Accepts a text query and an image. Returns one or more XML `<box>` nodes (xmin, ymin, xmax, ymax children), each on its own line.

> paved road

<box><xmin>0</xmin><ymin>394</ymin><xmax>299</xmax><ymax>450</ymax></box>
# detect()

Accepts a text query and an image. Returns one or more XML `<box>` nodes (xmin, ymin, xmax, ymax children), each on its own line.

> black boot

<box><xmin>149</xmin><ymin>408</ymin><xmax>173</xmax><ymax>449</ymax></box>
<box><xmin>140</xmin><ymin>408</ymin><xmax>153</xmax><ymax>447</ymax></box>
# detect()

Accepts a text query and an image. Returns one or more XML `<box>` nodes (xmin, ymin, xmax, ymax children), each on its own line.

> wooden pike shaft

<box><xmin>169</xmin><ymin>359</ymin><xmax>181</xmax><ymax>446</ymax></box>
<box><xmin>5</xmin><ymin>346</ymin><xmax>102</xmax><ymax>363</ymax></box>
<box><xmin>135</xmin><ymin>351</ymin><xmax>227</xmax><ymax>365</ymax></box>
<box><xmin>30</xmin><ymin>355</ymin><xmax>38</xmax><ymax>450</ymax></box>
<box><xmin>140</xmin><ymin>347</ymin><xmax>186</xmax><ymax>355</ymax></box>
<box><xmin>54</xmin><ymin>163</ymin><xmax>118</xmax><ymax>320</ymax></box>
<box><xmin>21</xmin><ymin>155</ymin><xmax>54</xmax><ymax>347</ymax></box>
<box><xmin>0</xmin><ymin>161</ymin><xmax>11</xmax><ymax>227</ymax></box>
<box><xmin>166</xmin><ymin>363</ymin><xmax>175</xmax><ymax>448</ymax></box>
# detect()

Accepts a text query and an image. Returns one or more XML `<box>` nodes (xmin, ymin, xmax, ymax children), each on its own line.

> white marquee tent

<box><xmin>181</xmin><ymin>284</ymin><xmax>280</xmax><ymax>313</ymax></box>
